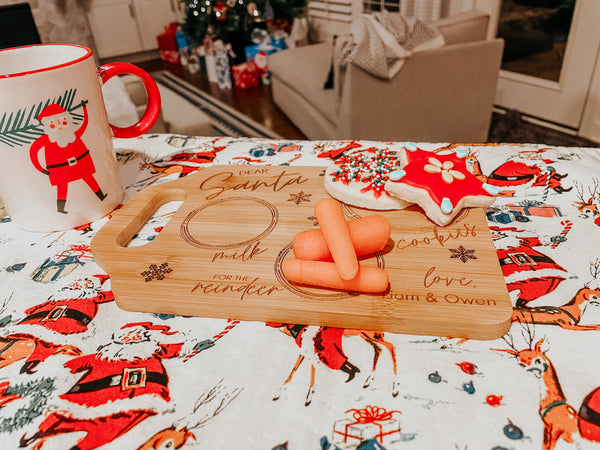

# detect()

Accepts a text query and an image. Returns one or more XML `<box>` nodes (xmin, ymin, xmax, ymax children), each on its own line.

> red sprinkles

<box><xmin>332</xmin><ymin>148</ymin><xmax>401</xmax><ymax>199</ymax></box>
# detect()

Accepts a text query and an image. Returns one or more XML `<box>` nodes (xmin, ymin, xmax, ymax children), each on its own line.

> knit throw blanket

<box><xmin>337</xmin><ymin>11</ymin><xmax>445</xmax><ymax>80</ymax></box>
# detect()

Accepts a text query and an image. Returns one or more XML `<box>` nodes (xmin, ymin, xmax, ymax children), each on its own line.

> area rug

<box><xmin>488</xmin><ymin>109</ymin><xmax>599</xmax><ymax>147</ymax></box>
<box><xmin>152</xmin><ymin>71</ymin><xmax>282</xmax><ymax>139</ymax></box>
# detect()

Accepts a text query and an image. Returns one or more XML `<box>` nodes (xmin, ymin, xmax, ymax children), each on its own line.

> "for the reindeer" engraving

<box><xmin>191</xmin><ymin>277</ymin><xmax>284</xmax><ymax>300</ymax></box>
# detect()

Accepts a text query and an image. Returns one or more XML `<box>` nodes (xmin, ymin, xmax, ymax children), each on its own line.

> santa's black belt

<box><xmin>22</xmin><ymin>308</ymin><xmax>92</xmax><ymax>326</ymax></box>
<box><xmin>488</xmin><ymin>173</ymin><xmax>533</xmax><ymax>182</ymax></box>
<box><xmin>67</xmin><ymin>370</ymin><xmax>168</xmax><ymax>394</ymax></box>
<box><xmin>499</xmin><ymin>254</ymin><xmax>554</xmax><ymax>267</ymax></box>
<box><xmin>46</xmin><ymin>150</ymin><xmax>90</xmax><ymax>169</ymax></box>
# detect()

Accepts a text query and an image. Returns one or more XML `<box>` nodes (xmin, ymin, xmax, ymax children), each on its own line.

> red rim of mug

<box><xmin>0</xmin><ymin>43</ymin><xmax>93</xmax><ymax>78</ymax></box>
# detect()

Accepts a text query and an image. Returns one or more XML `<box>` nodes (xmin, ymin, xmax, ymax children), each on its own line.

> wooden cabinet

<box><xmin>133</xmin><ymin>0</ymin><xmax>183</xmax><ymax>50</ymax></box>
<box><xmin>85</xmin><ymin>0</ymin><xmax>182</xmax><ymax>58</ymax></box>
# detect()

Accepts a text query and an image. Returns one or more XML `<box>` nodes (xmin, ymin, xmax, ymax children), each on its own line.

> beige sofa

<box><xmin>269</xmin><ymin>10</ymin><xmax>504</xmax><ymax>143</ymax></box>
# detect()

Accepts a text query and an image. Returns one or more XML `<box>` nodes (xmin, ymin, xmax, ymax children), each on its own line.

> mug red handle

<box><xmin>97</xmin><ymin>62</ymin><xmax>161</xmax><ymax>139</ymax></box>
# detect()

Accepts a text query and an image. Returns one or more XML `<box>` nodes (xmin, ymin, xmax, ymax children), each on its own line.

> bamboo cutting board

<box><xmin>91</xmin><ymin>165</ymin><xmax>512</xmax><ymax>339</ymax></box>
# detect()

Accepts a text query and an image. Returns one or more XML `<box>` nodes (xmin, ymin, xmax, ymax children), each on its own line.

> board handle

<box><xmin>91</xmin><ymin>182</ymin><xmax>188</xmax><ymax>262</ymax></box>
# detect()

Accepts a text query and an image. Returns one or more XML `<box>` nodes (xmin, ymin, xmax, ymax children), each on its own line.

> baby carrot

<box><xmin>293</xmin><ymin>214</ymin><xmax>391</xmax><ymax>261</ymax></box>
<box><xmin>283</xmin><ymin>259</ymin><xmax>389</xmax><ymax>293</ymax></box>
<box><xmin>314</xmin><ymin>198</ymin><xmax>358</xmax><ymax>280</ymax></box>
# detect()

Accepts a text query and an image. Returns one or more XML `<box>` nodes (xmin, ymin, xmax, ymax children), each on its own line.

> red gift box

<box><xmin>333</xmin><ymin>405</ymin><xmax>401</xmax><ymax>445</ymax></box>
<box><xmin>505</xmin><ymin>202</ymin><xmax>563</xmax><ymax>218</ymax></box>
<box><xmin>231</xmin><ymin>62</ymin><xmax>260</xmax><ymax>89</ymax></box>
<box><xmin>157</xmin><ymin>22</ymin><xmax>180</xmax><ymax>64</ymax></box>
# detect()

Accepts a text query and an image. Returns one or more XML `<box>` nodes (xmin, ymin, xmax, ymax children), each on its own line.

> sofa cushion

<box><xmin>433</xmin><ymin>10</ymin><xmax>489</xmax><ymax>45</ymax></box>
<box><xmin>269</xmin><ymin>43</ymin><xmax>338</xmax><ymax>122</ymax></box>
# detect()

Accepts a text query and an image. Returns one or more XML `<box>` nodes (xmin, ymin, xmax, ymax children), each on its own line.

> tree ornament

<box><xmin>247</xmin><ymin>2</ymin><xmax>259</xmax><ymax>17</ymax></box>
<box><xmin>213</xmin><ymin>1</ymin><xmax>228</xmax><ymax>20</ymax></box>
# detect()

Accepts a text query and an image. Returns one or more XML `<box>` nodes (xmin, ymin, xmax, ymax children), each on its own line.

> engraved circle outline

<box><xmin>180</xmin><ymin>196</ymin><xmax>279</xmax><ymax>250</ymax></box>
<box><xmin>274</xmin><ymin>205</ymin><xmax>385</xmax><ymax>300</ymax></box>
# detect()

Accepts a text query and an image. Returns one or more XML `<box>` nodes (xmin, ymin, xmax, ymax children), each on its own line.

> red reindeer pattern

<box><xmin>512</xmin><ymin>260</ymin><xmax>600</xmax><ymax>330</ymax></box>
<box><xmin>495</xmin><ymin>324</ymin><xmax>600</xmax><ymax>449</ymax></box>
<box><xmin>268</xmin><ymin>323</ymin><xmax>399</xmax><ymax>406</ymax></box>
<box><xmin>574</xmin><ymin>178</ymin><xmax>600</xmax><ymax>226</ymax></box>
<box><xmin>494</xmin><ymin>332</ymin><xmax>579</xmax><ymax>450</ymax></box>
<box><xmin>137</xmin><ymin>381</ymin><xmax>242</xmax><ymax>450</ymax></box>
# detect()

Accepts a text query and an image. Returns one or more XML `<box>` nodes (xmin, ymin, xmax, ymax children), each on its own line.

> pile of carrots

<box><xmin>283</xmin><ymin>198</ymin><xmax>391</xmax><ymax>293</ymax></box>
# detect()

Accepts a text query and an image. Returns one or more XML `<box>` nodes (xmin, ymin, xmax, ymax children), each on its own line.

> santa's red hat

<box><xmin>37</xmin><ymin>104</ymin><xmax>68</xmax><ymax>121</ymax></box>
<box><xmin>93</xmin><ymin>274</ymin><xmax>110</xmax><ymax>286</ymax></box>
<box><xmin>120</xmin><ymin>321</ymin><xmax>178</xmax><ymax>335</ymax></box>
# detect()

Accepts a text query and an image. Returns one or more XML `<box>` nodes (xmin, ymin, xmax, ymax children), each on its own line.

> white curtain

<box><xmin>402</xmin><ymin>0</ymin><xmax>442</xmax><ymax>22</ymax></box>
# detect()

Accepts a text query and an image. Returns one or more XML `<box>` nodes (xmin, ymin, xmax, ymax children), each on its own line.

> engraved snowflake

<box><xmin>288</xmin><ymin>191</ymin><xmax>312</xmax><ymax>205</ymax></box>
<box><xmin>449</xmin><ymin>246</ymin><xmax>477</xmax><ymax>263</ymax></box>
<box><xmin>307</xmin><ymin>215</ymin><xmax>319</xmax><ymax>226</ymax></box>
<box><xmin>141</xmin><ymin>263</ymin><xmax>173</xmax><ymax>282</ymax></box>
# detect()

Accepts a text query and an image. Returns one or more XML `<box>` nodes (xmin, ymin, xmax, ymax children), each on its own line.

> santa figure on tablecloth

<box><xmin>0</xmin><ymin>275</ymin><xmax>113</xmax><ymax>374</ymax></box>
<box><xmin>490</xmin><ymin>226</ymin><xmax>568</xmax><ymax>308</ymax></box>
<box><xmin>486</xmin><ymin>148</ymin><xmax>571</xmax><ymax>195</ymax></box>
<box><xmin>29</xmin><ymin>101</ymin><xmax>107</xmax><ymax>214</ymax></box>
<box><xmin>20</xmin><ymin>321</ymin><xmax>203</xmax><ymax>450</ymax></box>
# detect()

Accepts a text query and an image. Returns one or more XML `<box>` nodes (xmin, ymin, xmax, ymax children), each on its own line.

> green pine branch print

<box><xmin>0</xmin><ymin>89</ymin><xmax>81</xmax><ymax>148</ymax></box>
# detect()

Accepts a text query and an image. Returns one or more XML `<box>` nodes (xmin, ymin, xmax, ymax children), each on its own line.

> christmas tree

<box><xmin>179</xmin><ymin>0</ymin><xmax>305</xmax><ymax>51</ymax></box>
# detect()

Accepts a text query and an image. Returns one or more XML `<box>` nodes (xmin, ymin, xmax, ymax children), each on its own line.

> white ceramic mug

<box><xmin>0</xmin><ymin>43</ymin><xmax>161</xmax><ymax>232</ymax></box>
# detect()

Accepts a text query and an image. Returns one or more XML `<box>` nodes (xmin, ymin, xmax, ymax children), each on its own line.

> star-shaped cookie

<box><xmin>385</xmin><ymin>145</ymin><xmax>498</xmax><ymax>225</ymax></box>
<box><xmin>324</xmin><ymin>147</ymin><xmax>412</xmax><ymax>210</ymax></box>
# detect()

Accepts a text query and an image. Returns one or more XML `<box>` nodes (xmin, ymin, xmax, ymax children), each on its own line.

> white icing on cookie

<box><xmin>324</xmin><ymin>149</ymin><xmax>412</xmax><ymax>210</ymax></box>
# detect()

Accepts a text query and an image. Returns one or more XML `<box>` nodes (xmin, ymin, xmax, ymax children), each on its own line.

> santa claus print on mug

<box><xmin>29</xmin><ymin>99</ymin><xmax>107</xmax><ymax>214</ymax></box>
<box><xmin>0</xmin><ymin>84</ymin><xmax>126</xmax><ymax>231</ymax></box>
<box><xmin>0</xmin><ymin>43</ymin><xmax>161</xmax><ymax>232</ymax></box>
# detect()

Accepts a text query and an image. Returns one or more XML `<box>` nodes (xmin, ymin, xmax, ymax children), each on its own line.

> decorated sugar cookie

<box><xmin>385</xmin><ymin>145</ymin><xmax>498</xmax><ymax>226</ymax></box>
<box><xmin>324</xmin><ymin>148</ymin><xmax>412</xmax><ymax>210</ymax></box>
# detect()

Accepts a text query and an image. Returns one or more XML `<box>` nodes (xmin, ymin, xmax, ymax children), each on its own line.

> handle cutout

<box><xmin>116</xmin><ymin>188</ymin><xmax>187</xmax><ymax>248</ymax></box>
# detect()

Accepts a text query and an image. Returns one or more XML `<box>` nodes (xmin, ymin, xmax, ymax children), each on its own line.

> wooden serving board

<box><xmin>91</xmin><ymin>165</ymin><xmax>512</xmax><ymax>339</ymax></box>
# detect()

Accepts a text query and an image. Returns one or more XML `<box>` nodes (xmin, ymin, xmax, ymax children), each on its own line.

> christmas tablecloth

<box><xmin>1</xmin><ymin>134</ymin><xmax>600</xmax><ymax>450</ymax></box>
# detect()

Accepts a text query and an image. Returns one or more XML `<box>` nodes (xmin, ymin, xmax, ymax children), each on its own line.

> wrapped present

<box><xmin>506</xmin><ymin>202</ymin><xmax>563</xmax><ymax>218</ymax></box>
<box><xmin>231</xmin><ymin>62</ymin><xmax>260</xmax><ymax>89</ymax></box>
<box><xmin>196</xmin><ymin>46</ymin><xmax>208</xmax><ymax>78</ymax></box>
<box><xmin>269</xmin><ymin>36</ymin><xmax>287</xmax><ymax>51</ymax></box>
<box><xmin>244</xmin><ymin>42</ymin><xmax>281</xmax><ymax>78</ymax></box>
<box><xmin>156</xmin><ymin>22</ymin><xmax>180</xmax><ymax>64</ymax></box>
<box><xmin>244</xmin><ymin>41</ymin><xmax>282</xmax><ymax>63</ymax></box>
<box><xmin>204</xmin><ymin>37</ymin><xmax>218</xmax><ymax>83</ymax></box>
<box><xmin>333</xmin><ymin>406</ymin><xmax>401</xmax><ymax>446</ymax></box>
<box><xmin>486</xmin><ymin>208</ymin><xmax>529</xmax><ymax>224</ymax></box>
<box><xmin>214</xmin><ymin>40</ymin><xmax>232</xmax><ymax>89</ymax></box>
